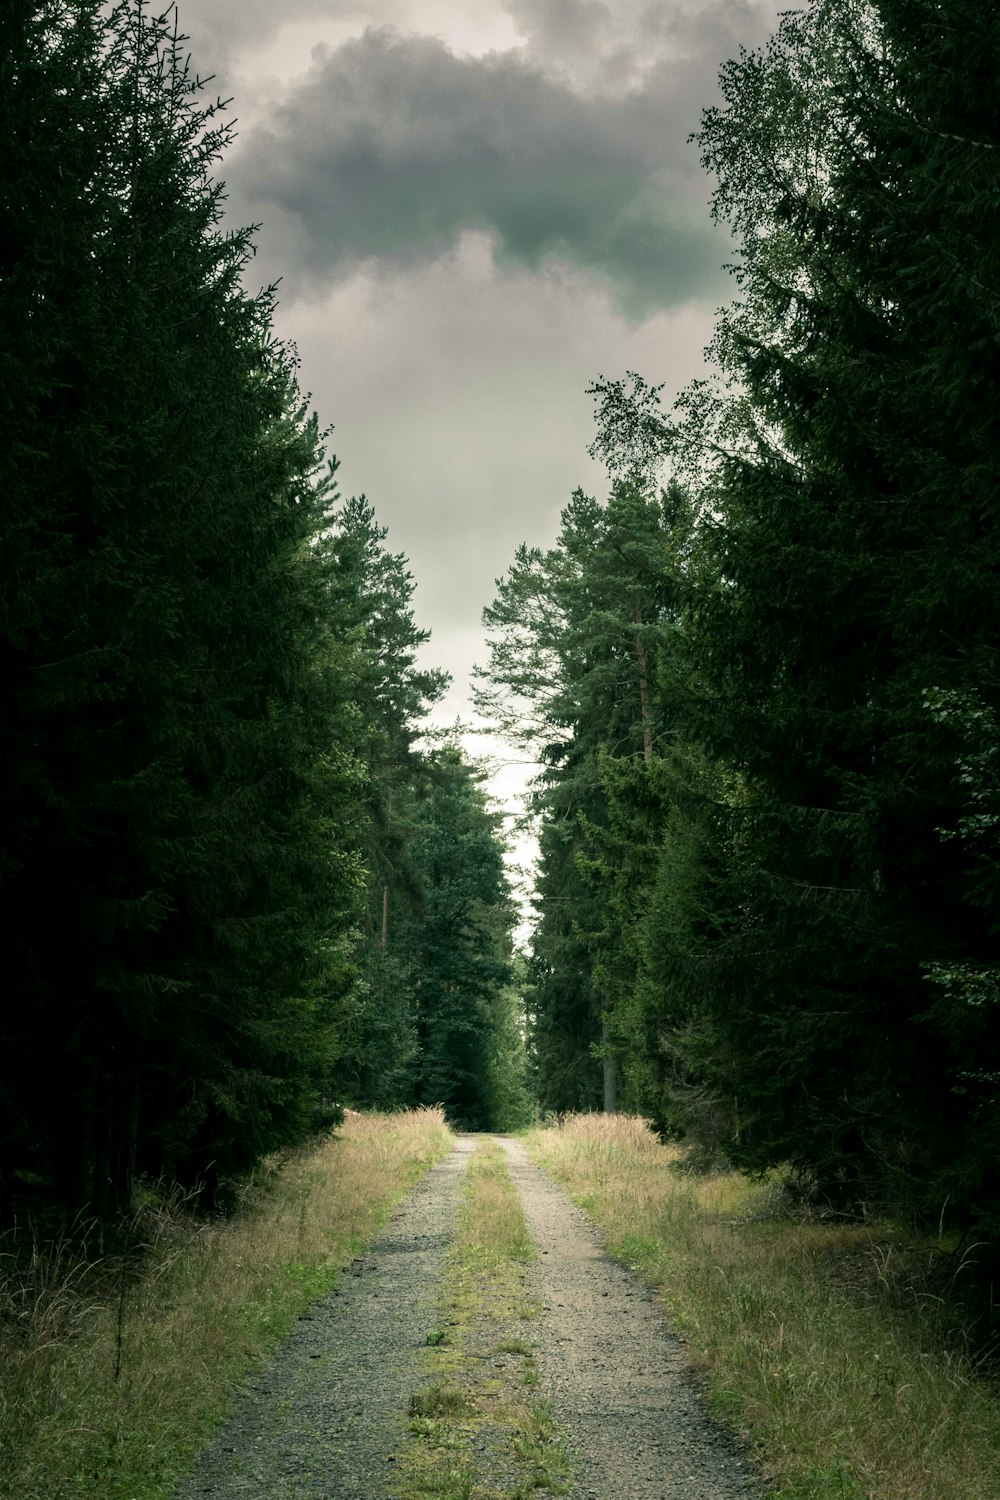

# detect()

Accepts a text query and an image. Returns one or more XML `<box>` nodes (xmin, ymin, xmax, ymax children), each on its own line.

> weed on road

<box><xmin>394</xmin><ymin>1137</ymin><xmax>570</xmax><ymax>1500</ymax></box>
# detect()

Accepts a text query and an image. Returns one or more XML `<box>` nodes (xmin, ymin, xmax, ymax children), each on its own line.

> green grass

<box><xmin>0</xmin><ymin>1109</ymin><xmax>453</xmax><ymax>1500</ymax></box>
<box><xmin>393</xmin><ymin>1138</ymin><xmax>571</xmax><ymax>1500</ymax></box>
<box><xmin>528</xmin><ymin>1112</ymin><xmax>1000</xmax><ymax>1500</ymax></box>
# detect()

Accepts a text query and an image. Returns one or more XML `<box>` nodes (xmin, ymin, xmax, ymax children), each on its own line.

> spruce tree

<box><xmin>1</xmin><ymin>1</ymin><xmax>364</xmax><ymax>1218</ymax></box>
<box><xmin>405</xmin><ymin>747</ymin><xmax>517</xmax><ymax>1130</ymax></box>
<box><xmin>593</xmin><ymin>0</ymin><xmax>1000</xmax><ymax>1223</ymax></box>
<box><xmin>478</xmin><ymin>479</ymin><xmax>691</xmax><ymax>1113</ymax></box>
<box><xmin>326</xmin><ymin>496</ymin><xmax>448</xmax><ymax>1108</ymax></box>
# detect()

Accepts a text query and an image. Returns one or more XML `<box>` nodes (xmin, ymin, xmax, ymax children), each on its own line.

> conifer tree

<box><xmin>1</xmin><ymin>1</ymin><xmax>364</xmax><ymax>1217</ymax></box>
<box><xmin>326</xmin><ymin>496</ymin><xmax>448</xmax><ymax>1108</ymax></box>
<box><xmin>404</xmin><ymin>747</ymin><xmax>518</xmax><ymax>1129</ymax></box>
<box><xmin>593</xmin><ymin>0</ymin><xmax>1000</xmax><ymax>1224</ymax></box>
<box><xmin>478</xmin><ymin>479</ymin><xmax>690</xmax><ymax>1112</ymax></box>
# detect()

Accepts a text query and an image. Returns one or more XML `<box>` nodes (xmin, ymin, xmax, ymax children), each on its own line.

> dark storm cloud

<box><xmin>232</xmin><ymin>23</ymin><xmax>735</xmax><ymax>315</ymax></box>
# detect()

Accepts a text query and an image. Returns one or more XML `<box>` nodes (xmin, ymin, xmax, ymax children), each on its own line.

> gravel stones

<box><xmin>172</xmin><ymin>1141</ymin><xmax>473</xmax><ymax>1499</ymax></box>
<box><xmin>500</xmin><ymin>1136</ymin><xmax>761</xmax><ymax>1500</ymax></box>
<box><xmin>173</xmin><ymin>1134</ymin><xmax>762</xmax><ymax>1499</ymax></box>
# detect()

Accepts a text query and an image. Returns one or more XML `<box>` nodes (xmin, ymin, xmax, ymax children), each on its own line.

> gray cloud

<box><xmin>229</xmin><ymin>22</ymin><xmax>739</xmax><ymax>316</ymax></box>
<box><xmin>505</xmin><ymin>0</ymin><xmax>777</xmax><ymax>92</ymax></box>
<box><xmin>180</xmin><ymin>0</ymin><xmax>370</xmax><ymax>71</ymax></box>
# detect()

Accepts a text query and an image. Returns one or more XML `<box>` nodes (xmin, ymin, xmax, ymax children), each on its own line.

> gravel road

<box><xmin>500</xmin><ymin>1136</ymin><xmax>761</xmax><ymax>1500</ymax></box>
<box><xmin>173</xmin><ymin>1134</ymin><xmax>762</xmax><ymax>1499</ymax></box>
<box><xmin>172</xmin><ymin>1140</ymin><xmax>474</xmax><ymax>1499</ymax></box>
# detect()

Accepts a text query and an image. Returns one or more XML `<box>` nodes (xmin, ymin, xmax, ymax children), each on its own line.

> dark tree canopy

<box><xmin>0</xmin><ymin>1</ymin><xmax>525</xmax><ymax>1228</ymax></box>
<box><xmin>482</xmin><ymin>0</ymin><xmax>1000</xmax><ymax>1264</ymax></box>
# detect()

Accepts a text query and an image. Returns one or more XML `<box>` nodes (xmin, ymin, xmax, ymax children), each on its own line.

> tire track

<box><xmin>173</xmin><ymin>1139</ymin><xmax>473</xmax><ymax>1500</ymax></box>
<box><xmin>499</xmin><ymin>1136</ymin><xmax>761</xmax><ymax>1500</ymax></box>
<box><xmin>174</xmin><ymin>1135</ymin><xmax>762</xmax><ymax>1499</ymax></box>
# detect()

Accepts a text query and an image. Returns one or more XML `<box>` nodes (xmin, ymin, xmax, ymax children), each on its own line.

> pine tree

<box><xmin>593</xmin><ymin>0</ymin><xmax>1000</xmax><ymax>1221</ymax></box>
<box><xmin>405</xmin><ymin>747</ymin><xmax>518</xmax><ymax>1129</ymax></box>
<box><xmin>1</xmin><ymin>1</ymin><xmax>365</xmax><ymax>1219</ymax></box>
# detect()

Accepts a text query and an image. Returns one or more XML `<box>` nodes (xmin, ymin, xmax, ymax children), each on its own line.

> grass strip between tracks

<box><xmin>528</xmin><ymin>1113</ymin><xmax>1000</xmax><ymax>1500</ymax></box>
<box><xmin>0</xmin><ymin>1109</ymin><xmax>453</xmax><ymax>1500</ymax></box>
<box><xmin>393</xmin><ymin>1137</ymin><xmax>571</xmax><ymax>1500</ymax></box>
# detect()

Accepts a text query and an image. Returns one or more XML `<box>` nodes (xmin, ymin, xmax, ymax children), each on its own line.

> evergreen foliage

<box><xmin>404</xmin><ymin>746</ymin><xmax>522</xmax><ymax>1130</ymax></box>
<box><xmin>482</xmin><ymin>0</ymin><xmax>1000</xmax><ymax>1266</ymax></box>
<box><xmin>324</xmin><ymin>503</ymin><xmax>525</xmax><ymax>1125</ymax></box>
<box><xmin>0</xmin><ymin>2</ymin><xmax>524</xmax><ymax>1229</ymax></box>
<box><xmin>326</xmin><ymin>496</ymin><xmax>448</xmax><ymax>1109</ymax></box>
<box><xmin>477</xmin><ymin>479</ymin><xmax>690</xmax><ymax>1114</ymax></box>
<box><xmin>0</xmin><ymin>1</ymin><xmax>369</xmax><ymax>1216</ymax></box>
<box><xmin>651</xmin><ymin>0</ymin><xmax>1000</xmax><ymax>1227</ymax></box>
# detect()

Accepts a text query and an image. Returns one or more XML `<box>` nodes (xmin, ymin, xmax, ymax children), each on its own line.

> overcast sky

<box><xmin>179</xmin><ymin>0</ymin><xmax>785</xmax><ymax>897</ymax></box>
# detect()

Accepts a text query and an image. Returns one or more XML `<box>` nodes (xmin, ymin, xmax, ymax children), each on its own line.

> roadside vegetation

<box><xmin>529</xmin><ymin>1114</ymin><xmax>1000</xmax><ymax>1500</ymax></box>
<box><xmin>396</xmin><ymin>1138</ymin><xmax>570</xmax><ymax>1500</ymax></box>
<box><xmin>3</xmin><ymin>2</ymin><xmax>523</xmax><ymax>1264</ymax></box>
<box><xmin>478</xmin><ymin>0</ymin><xmax>1000</xmax><ymax>1282</ymax></box>
<box><xmin>0</xmin><ymin>1109</ymin><xmax>452</xmax><ymax>1500</ymax></box>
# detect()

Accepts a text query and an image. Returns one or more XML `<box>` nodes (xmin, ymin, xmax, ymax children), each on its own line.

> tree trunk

<box><xmin>601</xmin><ymin>1013</ymin><xmax>618</xmax><ymax>1114</ymax></box>
<box><xmin>634</xmin><ymin>604</ymin><xmax>652</xmax><ymax>764</ymax></box>
<box><xmin>381</xmin><ymin>883</ymin><xmax>389</xmax><ymax>948</ymax></box>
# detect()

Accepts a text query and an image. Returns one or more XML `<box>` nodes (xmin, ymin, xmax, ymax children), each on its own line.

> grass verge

<box><xmin>527</xmin><ymin>1112</ymin><xmax>1000</xmax><ymax>1500</ymax></box>
<box><xmin>394</xmin><ymin>1137</ymin><xmax>571</xmax><ymax>1500</ymax></box>
<box><xmin>0</xmin><ymin>1108</ymin><xmax>453</xmax><ymax>1500</ymax></box>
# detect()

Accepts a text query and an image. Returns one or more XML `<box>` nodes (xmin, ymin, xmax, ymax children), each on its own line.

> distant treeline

<box><xmin>479</xmin><ymin>0</ymin><xmax>1000</xmax><ymax>1263</ymax></box>
<box><xmin>1</xmin><ymin>0</ymin><xmax>525</xmax><ymax>1229</ymax></box>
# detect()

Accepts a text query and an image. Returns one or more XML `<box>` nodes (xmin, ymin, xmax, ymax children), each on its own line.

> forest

<box><xmin>479</xmin><ymin>0</ymin><xmax>1000</xmax><ymax>1266</ymax></box>
<box><xmin>0</xmin><ymin>0</ymin><xmax>527</xmax><ymax>1233</ymax></box>
<box><xmin>2</xmin><ymin>0</ymin><xmax>999</xmax><ymax>1292</ymax></box>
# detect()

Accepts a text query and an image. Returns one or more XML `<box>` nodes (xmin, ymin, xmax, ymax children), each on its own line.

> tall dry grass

<box><xmin>529</xmin><ymin>1112</ymin><xmax>1000</xmax><ymax>1500</ymax></box>
<box><xmin>0</xmin><ymin>1108</ymin><xmax>452</xmax><ymax>1500</ymax></box>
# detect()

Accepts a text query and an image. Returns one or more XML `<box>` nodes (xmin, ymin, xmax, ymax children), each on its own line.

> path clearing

<box><xmin>173</xmin><ymin>1141</ymin><xmax>473</xmax><ymax>1499</ymax></box>
<box><xmin>500</xmin><ymin>1136</ymin><xmax>758</xmax><ymax>1500</ymax></box>
<box><xmin>173</xmin><ymin>1135</ymin><xmax>760</xmax><ymax>1498</ymax></box>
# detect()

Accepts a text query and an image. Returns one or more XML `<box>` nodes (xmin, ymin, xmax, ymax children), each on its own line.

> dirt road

<box><xmin>173</xmin><ymin>1141</ymin><xmax>474</xmax><ymax>1498</ymax></box>
<box><xmin>174</xmin><ymin>1136</ymin><xmax>760</xmax><ymax>1498</ymax></box>
<box><xmin>500</xmin><ymin>1136</ymin><xmax>757</xmax><ymax>1500</ymax></box>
